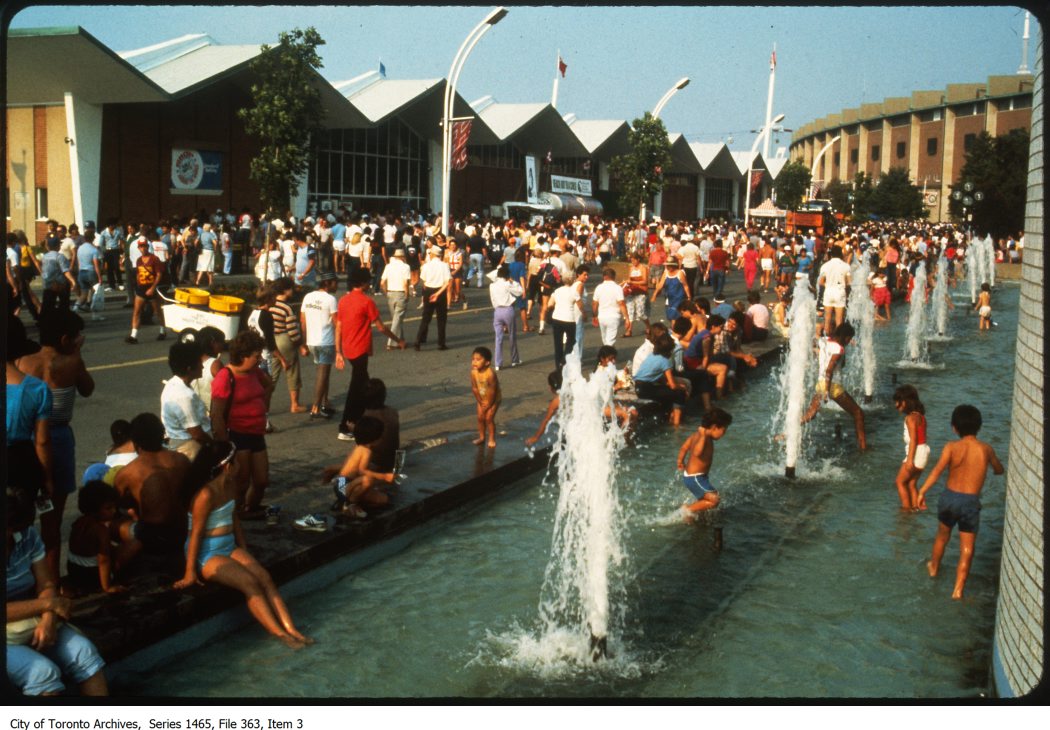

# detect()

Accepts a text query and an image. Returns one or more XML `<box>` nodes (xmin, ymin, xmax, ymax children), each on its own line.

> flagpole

<box><xmin>551</xmin><ymin>48</ymin><xmax>560</xmax><ymax>108</ymax></box>
<box><xmin>763</xmin><ymin>43</ymin><xmax>776</xmax><ymax>160</ymax></box>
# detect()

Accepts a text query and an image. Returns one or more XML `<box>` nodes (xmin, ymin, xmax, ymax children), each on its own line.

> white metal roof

<box><xmin>688</xmin><ymin>142</ymin><xmax>728</xmax><ymax>169</ymax></box>
<box><xmin>344</xmin><ymin>77</ymin><xmax>444</xmax><ymax>123</ymax></box>
<box><xmin>730</xmin><ymin>149</ymin><xmax>762</xmax><ymax>176</ymax></box>
<box><xmin>124</xmin><ymin>43</ymin><xmax>262</xmax><ymax>95</ymax></box>
<box><xmin>473</xmin><ymin>102</ymin><xmax>548</xmax><ymax>140</ymax></box>
<box><xmin>567</xmin><ymin>119</ymin><xmax>630</xmax><ymax>154</ymax></box>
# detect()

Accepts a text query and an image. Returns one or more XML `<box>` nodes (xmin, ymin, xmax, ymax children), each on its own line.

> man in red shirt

<box><xmin>707</xmin><ymin>239</ymin><xmax>730</xmax><ymax>299</ymax></box>
<box><xmin>335</xmin><ymin>268</ymin><xmax>405</xmax><ymax>440</ymax></box>
<box><xmin>125</xmin><ymin>238</ymin><xmax>166</xmax><ymax>344</ymax></box>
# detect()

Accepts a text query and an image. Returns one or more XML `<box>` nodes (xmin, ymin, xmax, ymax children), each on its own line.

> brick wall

<box><xmin>992</xmin><ymin>27</ymin><xmax>1044</xmax><ymax>698</ymax></box>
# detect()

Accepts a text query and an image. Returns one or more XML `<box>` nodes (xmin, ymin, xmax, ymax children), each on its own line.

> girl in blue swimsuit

<box><xmin>174</xmin><ymin>441</ymin><xmax>311</xmax><ymax>648</ymax></box>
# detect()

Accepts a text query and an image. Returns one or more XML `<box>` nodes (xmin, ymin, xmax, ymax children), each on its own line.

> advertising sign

<box><xmin>525</xmin><ymin>155</ymin><xmax>539</xmax><ymax>204</ymax></box>
<box><xmin>170</xmin><ymin>149</ymin><xmax>223</xmax><ymax>195</ymax></box>
<box><xmin>550</xmin><ymin>175</ymin><xmax>593</xmax><ymax>197</ymax></box>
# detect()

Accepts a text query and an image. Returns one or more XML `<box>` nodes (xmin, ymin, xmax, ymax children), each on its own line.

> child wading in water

<box><xmin>470</xmin><ymin>346</ymin><xmax>501</xmax><ymax>447</ymax></box>
<box><xmin>975</xmin><ymin>282</ymin><xmax>992</xmax><ymax>330</ymax></box>
<box><xmin>800</xmin><ymin>321</ymin><xmax>867</xmax><ymax>450</ymax></box>
<box><xmin>893</xmin><ymin>385</ymin><xmax>930</xmax><ymax>511</ymax></box>
<box><xmin>675</xmin><ymin>408</ymin><xmax>733</xmax><ymax>521</ymax></box>
<box><xmin>525</xmin><ymin>371</ymin><xmax>561</xmax><ymax>447</ymax></box>
<box><xmin>916</xmin><ymin>404</ymin><xmax>1004</xmax><ymax>600</ymax></box>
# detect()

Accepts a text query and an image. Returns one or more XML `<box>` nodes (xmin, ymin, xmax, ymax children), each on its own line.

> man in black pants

<box><xmin>413</xmin><ymin>245</ymin><xmax>451</xmax><ymax>351</ymax></box>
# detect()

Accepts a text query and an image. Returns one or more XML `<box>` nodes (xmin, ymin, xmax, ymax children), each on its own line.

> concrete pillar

<box><xmin>939</xmin><ymin>107</ymin><xmax>957</xmax><ymax>223</ymax></box>
<box><xmin>992</xmin><ymin>26</ymin><xmax>1043</xmax><ymax>699</ymax></box>
<box><xmin>289</xmin><ymin>134</ymin><xmax>309</xmax><ymax>219</ymax></box>
<box><xmin>731</xmin><ymin>178</ymin><xmax>740</xmax><ymax>220</ymax></box>
<box><xmin>63</xmin><ymin>92</ymin><xmax>103</xmax><ymax>227</ymax></box>
<box><xmin>697</xmin><ymin>174</ymin><xmax>706</xmax><ymax>218</ymax></box>
<box><xmin>985</xmin><ymin>99</ymin><xmax>999</xmax><ymax>135</ymax></box>
<box><xmin>857</xmin><ymin>123</ymin><xmax>869</xmax><ymax>176</ymax></box>
<box><xmin>908</xmin><ymin>113</ymin><xmax>921</xmax><ymax>182</ymax></box>
<box><xmin>654</xmin><ymin>189</ymin><xmax>664</xmax><ymax>219</ymax></box>
<box><xmin>429</xmin><ymin>138</ymin><xmax>442</xmax><ymax>214</ymax></box>
<box><xmin>881</xmin><ymin>118</ymin><xmax>893</xmax><ymax>176</ymax></box>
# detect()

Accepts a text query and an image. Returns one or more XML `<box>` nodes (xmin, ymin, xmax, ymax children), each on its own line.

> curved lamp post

<box><xmin>441</xmin><ymin>6</ymin><xmax>508</xmax><ymax>236</ymax></box>
<box><xmin>743</xmin><ymin>112</ymin><xmax>784</xmax><ymax>227</ymax></box>
<box><xmin>809</xmin><ymin>134</ymin><xmax>840</xmax><ymax>200</ymax></box>
<box><xmin>640</xmin><ymin>77</ymin><xmax>690</xmax><ymax>222</ymax></box>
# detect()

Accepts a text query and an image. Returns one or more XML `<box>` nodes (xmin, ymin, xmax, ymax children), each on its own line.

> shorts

<box><xmin>815</xmin><ymin>380</ymin><xmax>845</xmax><ymax>399</ymax></box>
<box><xmin>823</xmin><ymin>286</ymin><xmax>847</xmax><ymax>308</ymax></box>
<box><xmin>135</xmin><ymin>285</ymin><xmax>157</xmax><ymax>300</ymax></box>
<box><xmin>7</xmin><ymin>624</ymin><xmax>106</xmax><ymax>695</ymax></box>
<box><xmin>187</xmin><ymin>531</ymin><xmax>236</xmax><ymax>571</ymax></box>
<box><xmin>333</xmin><ymin>239</ymin><xmax>347</xmax><ymax>253</ymax></box>
<box><xmin>311</xmin><ymin>345</ymin><xmax>336</xmax><ymax>365</ymax></box>
<box><xmin>979</xmin><ymin>305</ymin><xmax>991</xmax><ymax>318</ymax></box>
<box><xmin>49</xmin><ymin>423</ymin><xmax>78</xmax><ymax>496</ymax></box>
<box><xmin>904</xmin><ymin>443</ymin><xmax>931</xmax><ymax>470</ymax></box>
<box><xmin>228</xmin><ymin>430</ymin><xmax>267</xmax><ymax>453</ymax></box>
<box><xmin>760</xmin><ymin>258</ymin><xmax>773</xmax><ymax>271</ymax></box>
<box><xmin>77</xmin><ymin>270</ymin><xmax>98</xmax><ymax>290</ymax></box>
<box><xmin>682</xmin><ymin>472</ymin><xmax>716</xmax><ymax>499</ymax></box>
<box><xmin>937</xmin><ymin>488</ymin><xmax>982</xmax><ymax>533</ymax></box>
<box><xmin>872</xmin><ymin>287</ymin><xmax>890</xmax><ymax>307</ymax></box>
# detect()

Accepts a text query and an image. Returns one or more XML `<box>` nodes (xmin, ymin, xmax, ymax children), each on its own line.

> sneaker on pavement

<box><xmin>337</xmin><ymin>431</ymin><xmax>354</xmax><ymax>442</ymax></box>
<box><xmin>293</xmin><ymin>514</ymin><xmax>327</xmax><ymax>532</ymax></box>
<box><xmin>125</xmin><ymin>335</ymin><xmax>138</xmax><ymax>344</ymax></box>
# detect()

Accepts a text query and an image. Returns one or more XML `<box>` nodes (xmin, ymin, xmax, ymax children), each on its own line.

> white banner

<box><xmin>550</xmin><ymin>174</ymin><xmax>593</xmax><ymax>197</ymax></box>
<box><xmin>525</xmin><ymin>155</ymin><xmax>539</xmax><ymax>204</ymax></box>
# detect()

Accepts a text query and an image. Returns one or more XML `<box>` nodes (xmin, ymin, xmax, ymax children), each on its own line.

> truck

<box><xmin>785</xmin><ymin>199</ymin><xmax>839</xmax><ymax>237</ymax></box>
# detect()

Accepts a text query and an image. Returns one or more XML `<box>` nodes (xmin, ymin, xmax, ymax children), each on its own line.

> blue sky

<box><xmin>9</xmin><ymin>4</ymin><xmax>1038</xmax><ymax>152</ymax></box>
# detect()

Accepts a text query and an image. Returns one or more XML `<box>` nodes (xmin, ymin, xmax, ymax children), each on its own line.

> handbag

<box><xmin>90</xmin><ymin>282</ymin><xmax>105</xmax><ymax>313</ymax></box>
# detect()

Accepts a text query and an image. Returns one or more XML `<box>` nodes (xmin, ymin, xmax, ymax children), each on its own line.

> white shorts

<box><xmin>979</xmin><ymin>305</ymin><xmax>991</xmax><ymax>318</ymax></box>
<box><xmin>823</xmin><ymin>286</ymin><xmax>847</xmax><ymax>308</ymax></box>
<box><xmin>196</xmin><ymin>250</ymin><xmax>215</xmax><ymax>272</ymax></box>
<box><xmin>904</xmin><ymin>443</ymin><xmax>931</xmax><ymax>470</ymax></box>
<box><xmin>333</xmin><ymin>239</ymin><xmax>347</xmax><ymax>253</ymax></box>
<box><xmin>760</xmin><ymin>258</ymin><xmax>773</xmax><ymax>271</ymax></box>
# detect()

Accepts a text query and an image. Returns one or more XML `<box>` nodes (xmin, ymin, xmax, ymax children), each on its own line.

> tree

<box><xmin>609</xmin><ymin>112</ymin><xmax>672</xmax><ymax>220</ymax></box>
<box><xmin>238</xmin><ymin>28</ymin><xmax>326</xmax><ymax>214</ymax></box>
<box><xmin>773</xmin><ymin>159</ymin><xmax>811</xmax><ymax>210</ymax></box>
<box><xmin>948</xmin><ymin>129</ymin><xmax>1030</xmax><ymax>236</ymax></box>
<box><xmin>849</xmin><ymin>172</ymin><xmax>876</xmax><ymax>219</ymax></box>
<box><xmin>823</xmin><ymin>179</ymin><xmax>852</xmax><ymax>214</ymax></box>
<box><xmin>865</xmin><ymin>168</ymin><xmax>927</xmax><ymax>219</ymax></box>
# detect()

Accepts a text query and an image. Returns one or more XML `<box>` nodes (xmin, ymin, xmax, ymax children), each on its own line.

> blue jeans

<box><xmin>468</xmin><ymin>253</ymin><xmax>485</xmax><ymax>287</ymax></box>
<box><xmin>710</xmin><ymin>269</ymin><xmax>726</xmax><ymax>299</ymax></box>
<box><xmin>223</xmin><ymin>250</ymin><xmax>233</xmax><ymax>274</ymax></box>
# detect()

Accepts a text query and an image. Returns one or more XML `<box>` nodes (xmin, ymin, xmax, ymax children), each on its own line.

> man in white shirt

<box><xmin>380</xmin><ymin>248</ymin><xmax>412</xmax><ymax>348</ymax></box>
<box><xmin>591</xmin><ymin>267</ymin><xmax>631</xmax><ymax>346</ymax></box>
<box><xmin>299</xmin><ymin>272</ymin><xmax>339</xmax><ymax>418</ymax></box>
<box><xmin>161</xmin><ymin>341</ymin><xmax>211</xmax><ymax>460</ymax></box>
<box><xmin>677</xmin><ymin>238</ymin><xmax>701</xmax><ymax>297</ymax></box>
<box><xmin>549</xmin><ymin>278</ymin><xmax>583</xmax><ymax>369</ymax></box>
<box><xmin>414</xmin><ymin>246</ymin><xmax>451</xmax><ymax>350</ymax></box>
<box><xmin>818</xmin><ymin>244</ymin><xmax>852</xmax><ymax>336</ymax></box>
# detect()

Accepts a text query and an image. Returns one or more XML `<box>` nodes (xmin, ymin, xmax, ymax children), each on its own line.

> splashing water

<box><xmin>534</xmin><ymin>353</ymin><xmax>628</xmax><ymax>664</ymax></box>
<box><xmin>845</xmin><ymin>250</ymin><xmax>877</xmax><ymax>400</ymax></box>
<box><xmin>903</xmin><ymin>261</ymin><xmax>928</xmax><ymax>363</ymax></box>
<box><xmin>984</xmin><ymin>234</ymin><xmax>996</xmax><ymax>287</ymax></box>
<box><xmin>967</xmin><ymin>243</ymin><xmax>978</xmax><ymax>304</ymax></box>
<box><xmin>774</xmin><ymin>277</ymin><xmax>817</xmax><ymax>475</ymax></box>
<box><xmin>930</xmin><ymin>252</ymin><xmax>951</xmax><ymax>338</ymax></box>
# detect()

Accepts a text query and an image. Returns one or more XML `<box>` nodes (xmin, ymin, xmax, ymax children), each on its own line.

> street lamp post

<box><xmin>639</xmin><ymin>77</ymin><xmax>690</xmax><ymax>223</ymax></box>
<box><xmin>441</xmin><ymin>6</ymin><xmax>508</xmax><ymax>236</ymax></box>
<box><xmin>743</xmin><ymin>112</ymin><xmax>784</xmax><ymax>228</ymax></box>
<box><xmin>809</xmin><ymin>135</ymin><xmax>840</xmax><ymax>200</ymax></box>
<box><xmin>951</xmin><ymin>180</ymin><xmax>983</xmax><ymax>240</ymax></box>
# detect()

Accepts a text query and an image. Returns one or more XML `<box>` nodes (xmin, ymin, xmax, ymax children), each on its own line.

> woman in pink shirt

<box><xmin>741</xmin><ymin>243</ymin><xmax>760</xmax><ymax>291</ymax></box>
<box><xmin>648</xmin><ymin>240</ymin><xmax>667</xmax><ymax>289</ymax></box>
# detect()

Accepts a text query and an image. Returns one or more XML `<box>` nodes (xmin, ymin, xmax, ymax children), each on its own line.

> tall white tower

<box><xmin>1018</xmin><ymin>11</ymin><xmax>1030</xmax><ymax>74</ymax></box>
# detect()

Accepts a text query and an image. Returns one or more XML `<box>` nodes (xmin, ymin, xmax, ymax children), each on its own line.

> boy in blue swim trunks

<box><xmin>676</xmin><ymin>408</ymin><xmax>732</xmax><ymax>521</ymax></box>
<box><xmin>916</xmin><ymin>404</ymin><xmax>1004</xmax><ymax>600</ymax></box>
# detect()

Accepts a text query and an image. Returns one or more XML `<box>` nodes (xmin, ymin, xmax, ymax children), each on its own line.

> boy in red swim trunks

<box><xmin>916</xmin><ymin>404</ymin><xmax>1004</xmax><ymax>600</ymax></box>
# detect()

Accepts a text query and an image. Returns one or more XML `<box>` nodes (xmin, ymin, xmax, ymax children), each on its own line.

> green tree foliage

<box><xmin>948</xmin><ymin>129</ymin><xmax>1030</xmax><ymax>236</ymax></box>
<box><xmin>773</xmin><ymin>159</ymin><xmax>811</xmax><ymax>211</ymax></box>
<box><xmin>609</xmin><ymin>113</ymin><xmax>672</xmax><ymax>219</ymax></box>
<box><xmin>823</xmin><ymin>179</ymin><xmax>852</xmax><ymax>214</ymax></box>
<box><xmin>855</xmin><ymin>168</ymin><xmax>927</xmax><ymax>220</ymax></box>
<box><xmin>238</xmin><ymin>28</ymin><xmax>326</xmax><ymax>214</ymax></box>
<box><xmin>849</xmin><ymin>172</ymin><xmax>876</xmax><ymax>219</ymax></box>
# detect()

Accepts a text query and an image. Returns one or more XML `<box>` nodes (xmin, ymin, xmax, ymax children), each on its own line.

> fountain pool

<box><xmin>114</xmin><ymin>285</ymin><xmax>1019</xmax><ymax>698</ymax></box>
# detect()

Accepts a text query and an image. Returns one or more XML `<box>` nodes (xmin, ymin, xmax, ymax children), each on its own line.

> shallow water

<box><xmin>120</xmin><ymin>283</ymin><xmax>1019</xmax><ymax>698</ymax></box>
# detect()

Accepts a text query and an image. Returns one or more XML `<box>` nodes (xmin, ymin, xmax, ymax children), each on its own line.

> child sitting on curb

<box><xmin>323</xmin><ymin>417</ymin><xmax>397</xmax><ymax>519</ymax></box>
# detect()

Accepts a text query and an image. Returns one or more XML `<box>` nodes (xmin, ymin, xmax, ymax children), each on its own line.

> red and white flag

<box><xmin>750</xmin><ymin>169</ymin><xmax>764</xmax><ymax>195</ymax></box>
<box><xmin>770</xmin><ymin>48</ymin><xmax>776</xmax><ymax>70</ymax></box>
<box><xmin>451</xmin><ymin>119</ymin><xmax>472</xmax><ymax>171</ymax></box>
<box><xmin>558</xmin><ymin>56</ymin><xmax>567</xmax><ymax>77</ymax></box>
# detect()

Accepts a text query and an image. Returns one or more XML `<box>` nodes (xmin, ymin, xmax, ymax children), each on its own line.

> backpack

<box><xmin>540</xmin><ymin>261</ymin><xmax>561</xmax><ymax>290</ymax></box>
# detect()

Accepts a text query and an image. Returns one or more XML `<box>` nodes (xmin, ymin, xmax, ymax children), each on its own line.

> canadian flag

<box><xmin>451</xmin><ymin>119</ymin><xmax>472</xmax><ymax>171</ymax></box>
<box><xmin>558</xmin><ymin>56</ymin><xmax>567</xmax><ymax>77</ymax></box>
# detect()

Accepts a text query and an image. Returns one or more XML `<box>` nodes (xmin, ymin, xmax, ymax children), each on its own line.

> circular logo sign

<box><xmin>924</xmin><ymin>192</ymin><xmax>938</xmax><ymax>206</ymax></box>
<box><xmin>172</xmin><ymin>149</ymin><xmax>204</xmax><ymax>189</ymax></box>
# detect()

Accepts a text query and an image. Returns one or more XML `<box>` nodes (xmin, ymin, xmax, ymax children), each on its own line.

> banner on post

<box><xmin>170</xmin><ymin>149</ymin><xmax>223</xmax><ymax>195</ymax></box>
<box><xmin>451</xmin><ymin>119</ymin><xmax>473</xmax><ymax>171</ymax></box>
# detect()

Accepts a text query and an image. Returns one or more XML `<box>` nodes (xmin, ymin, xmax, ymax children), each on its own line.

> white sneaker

<box><xmin>293</xmin><ymin>514</ymin><xmax>327</xmax><ymax>532</ymax></box>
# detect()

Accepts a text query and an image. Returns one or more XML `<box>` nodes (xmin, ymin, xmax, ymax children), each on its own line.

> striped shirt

<box><xmin>271</xmin><ymin>299</ymin><xmax>301</xmax><ymax>342</ymax></box>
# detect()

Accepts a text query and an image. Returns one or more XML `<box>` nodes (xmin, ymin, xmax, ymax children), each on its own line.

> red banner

<box><xmin>451</xmin><ymin>119</ymin><xmax>472</xmax><ymax>171</ymax></box>
<box><xmin>750</xmin><ymin>170</ymin><xmax>764</xmax><ymax>195</ymax></box>
<box><xmin>558</xmin><ymin>56</ymin><xmax>567</xmax><ymax>77</ymax></box>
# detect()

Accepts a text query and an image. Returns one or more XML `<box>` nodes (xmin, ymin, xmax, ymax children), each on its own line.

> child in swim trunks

<box><xmin>975</xmin><ymin>283</ymin><xmax>991</xmax><ymax>330</ymax></box>
<box><xmin>893</xmin><ymin>385</ymin><xmax>929</xmax><ymax>511</ymax></box>
<box><xmin>675</xmin><ymin>408</ymin><xmax>733</xmax><ymax>521</ymax></box>
<box><xmin>800</xmin><ymin>322</ymin><xmax>867</xmax><ymax>450</ymax></box>
<box><xmin>916</xmin><ymin>404</ymin><xmax>1004</xmax><ymax>600</ymax></box>
<box><xmin>471</xmin><ymin>346</ymin><xmax>501</xmax><ymax>448</ymax></box>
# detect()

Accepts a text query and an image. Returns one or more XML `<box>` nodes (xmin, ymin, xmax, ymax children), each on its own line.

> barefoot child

<box><xmin>975</xmin><ymin>282</ymin><xmax>992</xmax><ymax>330</ymax></box>
<box><xmin>916</xmin><ymin>404</ymin><xmax>1004</xmax><ymax>600</ymax></box>
<box><xmin>595</xmin><ymin>345</ymin><xmax>638</xmax><ymax>429</ymax></box>
<box><xmin>893</xmin><ymin>385</ymin><xmax>930</xmax><ymax>511</ymax></box>
<box><xmin>525</xmin><ymin>371</ymin><xmax>561</xmax><ymax>447</ymax></box>
<box><xmin>323</xmin><ymin>416</ymin><xmax>397</xmax><ymax>519</ymax></box>
<box><xmin>471</xmin><ymin>346</ymin><xmax>501</xmax><ymax>447</ymax></box>
<box><xmin>66</xmin><ymin>481</ymin><xmax>139</xmax><ymax>595</ymax></box>
<box><xmin>675</xmin><ymin>408</ymin><xmax>733</xmax><ymax>520</ymax></box>
<box><xmin>800</xmin><ymin>322</ymin><xmax>867</xmax><ymax>449</ymax></box>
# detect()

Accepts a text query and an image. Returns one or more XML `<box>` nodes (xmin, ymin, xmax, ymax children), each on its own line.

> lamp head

<box><xmin>486</xmin><ymin>6</ymin><xmax>509</xmax><ymax>25</ymax></box>
<box><xmin>772</xmin><ymin>113</ymin><xmax>786</xmax><ymax>125</ymax></box>
<box><xmin>675</xmin><ymin>77</ymin><xmax>690</xmax><ymax>90</ymax></box>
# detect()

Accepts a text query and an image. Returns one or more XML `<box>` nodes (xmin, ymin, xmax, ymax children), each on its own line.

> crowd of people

<box><xmin>6</xmin><ymin>203</ymin><xmax>1016</xmax><ymax>694</ymax></box>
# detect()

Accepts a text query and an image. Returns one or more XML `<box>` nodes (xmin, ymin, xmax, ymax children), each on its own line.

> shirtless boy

<box><xmin>675</xmin><ymin>408</ymin><xmax>733</xmax><ymax>520</ymax></box>
<box><xmin>975</xmin><ymin>283</ymin><xmax>992</xmax><ymax>330</ymax></box>
<box><xmin>916</xmin><ymin>404</ymin><xmax>1004</xmax><ymax>599</ymax></box>
<box><xmin>322</xmin><ymin>416</ymin><xmax>396</xmax><ymax>520</ymax></box>
<box><xmin>471</xmin><ymin>346</ymin><xmax>501</xmax><ymax>447</ymax></box>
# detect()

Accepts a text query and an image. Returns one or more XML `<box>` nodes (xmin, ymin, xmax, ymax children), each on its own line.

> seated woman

<box><xmin>174</xmin><ymin>441</ymin><xmax>311</xmax><ymax>648</ymax></box>
<box><xmin>632</xmin><ymin>333</ymin><xmax>690</xmax><ymax>426</ymax></box>
<box><xmin>6</xmin><ymin>485</ymin><xmax>108</xmax><ymax>696</ymax></box>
